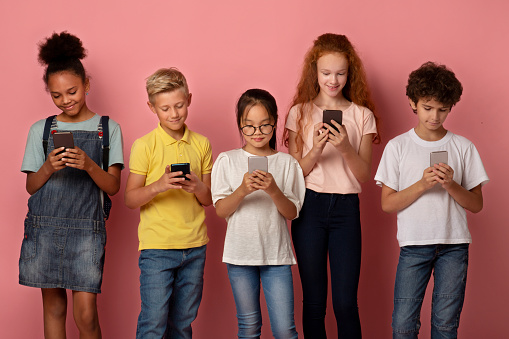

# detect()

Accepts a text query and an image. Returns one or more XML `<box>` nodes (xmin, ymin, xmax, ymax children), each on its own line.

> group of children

<box><xmin>19</xmin><ymin>31</ymin><xmax>488</xmax><ymax>339</ymax></box>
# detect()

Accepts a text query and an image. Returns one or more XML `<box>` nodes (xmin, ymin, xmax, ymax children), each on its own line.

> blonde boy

<box><xmin>125</xmin><ymin>68</ymin><xmax>212</xmax><ymax>339</ymax></box>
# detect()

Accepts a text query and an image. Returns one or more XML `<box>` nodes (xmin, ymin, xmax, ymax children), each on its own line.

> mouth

<box><xmin>63</xmin><ymin>104</ymin><xmax>76</xmax><ymax>110</ymax></box>
<box><xmin>327</xmin><ymin>85</ymin><xmax>340</xmax><ymax>91</ymax></box>
<box><xmin>252</xmin><ymin>137</ymin><xmax>264</xmax><ymax>142</ymax></box>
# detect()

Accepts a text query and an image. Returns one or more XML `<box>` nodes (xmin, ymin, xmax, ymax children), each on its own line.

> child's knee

<box><xmin>74</xmin><ymin>306</ymin><xmax>99</xmax><ymax>332</ymax></box>
<box><xmin>392</xmin><ymin>299</ymin><xmax>422</xmax><ymax>335</ymax></box>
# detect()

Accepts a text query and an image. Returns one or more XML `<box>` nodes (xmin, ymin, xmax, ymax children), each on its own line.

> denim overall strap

<box><xmin>28</xmin><ymin>117</ymin><xmax>105</xmax><ymax>224</ymax></box>
<box><xmin>42</xmin><ymin>115</ymin><xmax>57</xmax><ymax>157</ymax></box>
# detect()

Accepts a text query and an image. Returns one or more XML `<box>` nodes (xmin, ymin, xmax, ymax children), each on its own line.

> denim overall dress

<box><xmin>19</xmin><ymin>118</ymin><xmax>107</xmax><ymax>293</ymax></box>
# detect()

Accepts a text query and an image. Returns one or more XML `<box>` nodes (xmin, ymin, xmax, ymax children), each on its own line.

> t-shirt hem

<box><xmin>222</xmin><ymin>258</ymin><xmax>296</xmax><ymax>266</ymax></box>
<box><xmin>398</xmin><ymin>239</ymin><xmax>472</xmax><ymax>247</ymax></box>
<box><xmin>306</xmin><ymin>183</ymin><xmax>361</xmax><ymax>194</ymax></box>
<box><xmin>139</xmin><ymin>239</ymin><xmax>209</xmax><ymax>251</ymax></box>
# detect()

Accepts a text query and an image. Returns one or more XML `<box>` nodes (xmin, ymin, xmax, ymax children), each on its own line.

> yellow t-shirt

<box><xmin>129</xmin><ymin>124</ymin><xmax>212</xmax><ymax>250</ymax></box>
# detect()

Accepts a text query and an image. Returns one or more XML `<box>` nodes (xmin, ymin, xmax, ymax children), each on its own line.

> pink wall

<box><xmin>1</xmin><ymin>1</ymin><xmax>508</xmax><ymax>338</ymax></box>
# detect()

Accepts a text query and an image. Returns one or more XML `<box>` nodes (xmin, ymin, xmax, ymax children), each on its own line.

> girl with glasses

<box><xmin>211</xmin><ymin>89</ymin><xmax>306</xmax><ymax>338</ymax></box>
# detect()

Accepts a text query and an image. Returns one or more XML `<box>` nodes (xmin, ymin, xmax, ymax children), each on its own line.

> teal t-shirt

<box><xmin>21</xmin><ymin>114</ymin><xmax>124</xmax><ymax>173</ymax></box>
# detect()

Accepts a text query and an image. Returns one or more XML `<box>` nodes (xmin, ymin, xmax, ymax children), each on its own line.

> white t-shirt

<box><xmin>211</xmin><ymin>149</ymin><xmax>306</xmax><ymax>265</ymax></box>
<box><xmin>374</xmin><ymin>129</ymin><xmax>489</xmax><ymax>247</ymax></box>
<box><xmin>285</xmin><ymin>102</ymin><xmax>377</xmax><ymax>193</ymax></box>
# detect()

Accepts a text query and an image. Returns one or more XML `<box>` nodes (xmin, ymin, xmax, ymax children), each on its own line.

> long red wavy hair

<box><xmin>283</xmin><ymin>33</ymin><xmax>380</xmax><ymax>150</ymax></box>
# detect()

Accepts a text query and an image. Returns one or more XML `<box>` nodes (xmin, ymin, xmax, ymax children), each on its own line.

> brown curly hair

<box><xmin>406</xmin><ymin>62</ymin><xmax>463</xmax><ymax>112</ymax></box>
<box><xmin>283</xmin><ymin>33</ymin><xmax>380</xmax><ymax>150</ymax></box>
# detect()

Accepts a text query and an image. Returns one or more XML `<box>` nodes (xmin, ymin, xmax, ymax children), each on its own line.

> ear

<box><xmin>147</xmin><ymin>101</ymin><xmax>156</xmax><ymax>114</ymax></box>
<box><xmin>84</xmin><ymin>78</ymin><xmax>90</xmax><ymax>93</ymax></box>
<box><xmin>187</xmin><ymin>93</ymin><xmax>192</xmax><ymax>107</ymax></box>
<box><xmin>408</xmin><ymin>97</ymin><xmax>417</xmax><ymax>110</ymax></box>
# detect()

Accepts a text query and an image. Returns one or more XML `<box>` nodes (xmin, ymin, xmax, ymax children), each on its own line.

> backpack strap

<box><xmin>99</xmin><ymin>116</ymin><xmax>112</xmax><ymax>220</ymax></box>
<box><xmin>42</xmin><ymin>115</ymin><xmax>57</xmax><ymax>157</ymax></box>
<box><xmin>100</xmin><ymin>116</ymin><xmax>110</xmax><ymax>171</ymax></box>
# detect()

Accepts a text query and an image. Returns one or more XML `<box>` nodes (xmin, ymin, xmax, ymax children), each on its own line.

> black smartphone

<box><xmin>430</xmin><ymin>151</ymin><xmax>448</xmax><ymax>167</ymax></box>
<box><xmin>171</xmin><ymin>163</ymin><xmax>191</xmax><ymax>180</ymax></box>
<box><xmin>53</xmin><ymin>132</ymin><xmax>74</xmax><ymax>155</ymax></box>
<box><xmin>248</xmin><ymin>156</ymin><xmax>268</xmax><ymax>173</ymax></box>
<box><xmin>323</xmin><ymin>110</ymin><xmax>343</xmax><ymax>132</ymax></box>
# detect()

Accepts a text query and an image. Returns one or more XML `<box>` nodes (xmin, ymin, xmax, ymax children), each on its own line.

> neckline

<box><xmin>241</xmin><ymin>148</ymin><xmax>278</xmax><ymax>157</ymax></box>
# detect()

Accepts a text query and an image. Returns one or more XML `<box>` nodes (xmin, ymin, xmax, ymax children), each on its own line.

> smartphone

<box><xmin>248</xmin><ymin>156</ymin><xmax>268</xmax><ymax>173</ymax></box>
<box><xmin>323</xmin><ymin>109</ymin><xmax>343</xmax><ymax>132</ymax></box>
<box><xmin>171</xmin><ymin>163</ymin><xmax>191</xmax><ymax>180</ymax></box>
<box><xmin>430</xmin><ymin>151</ymin><xmax>448</xmax><ymax>167</ymax></box>
<box><xmin>53</xmin><ymin>132</ymin><xmax>74</xmax><ymax>155</ymax></box>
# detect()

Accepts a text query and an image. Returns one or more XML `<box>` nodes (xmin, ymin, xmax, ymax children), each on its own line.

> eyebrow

<box><xmin>422</xmin><ymin>104</ymin><xmax>450</xmax><ymax>109</ymax></box>
<box><xmin>50</xmin><ymin>86</ymin><xmax>78</xmax><ymax>94</ymax></box>
<box><xmin>243</xmin><ymin>118</ymin><xmax>271</xmax><ymax>123</ymax></box>
<box><xmin>319</xmin><ymin>68</ymin><xmax>347</xmax><ymax>72</ymax></box>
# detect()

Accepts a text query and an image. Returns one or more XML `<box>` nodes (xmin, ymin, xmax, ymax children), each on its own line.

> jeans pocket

<box><xmin>92</xmin><ymin>229</ymin><xmax>106</xmax><ymax>269</ymax></box>
<box><xmin>20</xmin><ymin>221</ymin><xmax>37</xmax><ymax>261</ymax></box>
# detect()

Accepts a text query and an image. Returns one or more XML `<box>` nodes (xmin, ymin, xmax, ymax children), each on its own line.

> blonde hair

<box><xmin>146</xmin><ymin>67</ymin><xmax>189</xmax><ymax>104</ymax></box>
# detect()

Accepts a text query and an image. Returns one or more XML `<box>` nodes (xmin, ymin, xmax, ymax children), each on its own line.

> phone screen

<box><xmin>53</xmin><ymin>132</ymin><xmax>74</xmax><ymax>155</ymax></box>
<box><xmin>248</xmin><ymin>156</ymin><xmax>268</xmax><ymax>173</ymax></box>
<box><xmin>171</xmin><ymin>163</ymin><xmax>191</xmax><ymax>180</ymax></box>
<box><xmin>430</xmin><ymin>151</ymin><xmax>448</xmax><ymax>167</ymax></box>
<box><xmin>323</xmin><ymin>110</ymin><xmax>343</xmax><ymax>132</ymax></box>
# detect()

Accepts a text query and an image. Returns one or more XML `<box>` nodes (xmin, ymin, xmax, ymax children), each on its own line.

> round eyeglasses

<box><xmin>241</xmin><ymin>124</ymin><xmax>275</xmax><ymax>136</ymax></box>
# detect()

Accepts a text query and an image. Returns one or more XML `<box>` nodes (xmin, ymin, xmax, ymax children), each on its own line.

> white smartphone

<box><xmin>248</xmin><ymin>156</ymin><xmax>268</xmax><ymax>173</ymax></box>
<box><xmin>430</xmin><ymin>151</ymin><xmax>448</xmax><ymax>167</ymax></box>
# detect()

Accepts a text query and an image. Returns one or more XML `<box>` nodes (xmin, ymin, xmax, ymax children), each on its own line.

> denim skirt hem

<box><xmin>19</xmin><ymin>280</ymin><xmax>102</xmax><ymax>294</ymax></box>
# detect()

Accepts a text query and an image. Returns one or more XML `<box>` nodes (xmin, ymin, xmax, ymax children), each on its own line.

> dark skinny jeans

<box><xmin>292</xmin><ymin>189</ymin><xmax>362</xmax><ymax>339</ymax></box>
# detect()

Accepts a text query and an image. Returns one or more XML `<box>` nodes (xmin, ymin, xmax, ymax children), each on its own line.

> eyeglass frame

<box><xmin>240</xmin><ymin>124</ymin><xmax>275</xmax><ymax>136</ymax></box>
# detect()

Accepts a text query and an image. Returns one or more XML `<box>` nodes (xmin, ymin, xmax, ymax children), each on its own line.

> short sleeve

<box><xmin>211</xmin><ymin>152</ymin><xmax>232</xmax><ymax>205</ymax></box>
<box><xmin>108</xmin><ymin>119</ymin><xmax>124</xmax><ymax>168</ymax></box>
<box><xmin>129</xmin><ymin>139</ymin><xmax>150</xmax><ymax>176</ymax></box>
<box><xmin>374</xmin><ymin>140</ymin><xmax>400</xmax><ymax>191</ymax></box>
<box><xmin>21</xmin><ymin>119</ymin><xmax>46</xmax><ymax>173</ymax></box>
<box><xmin>281</xmin><ymin>158</ymin><xmax>306</xmax><ymax>219</ymax></box>
<box><xmin>362</xmin><ymin>108</ymin><xmax>377</xmax><ymax>136</ymax></box>
<box><xmin>285</xmin><ymin>105</ymin><xmax>299</xmax><ymax>132</ymax></box>
<box><xmin>201</xmin><ymin>138</ymin><xmax>213</xmax><ymax>175</ymax></box>
<box><xmin>462</xmin><ymin>143</ymin><xmax>489</xmax><ymax>190</ymax></box>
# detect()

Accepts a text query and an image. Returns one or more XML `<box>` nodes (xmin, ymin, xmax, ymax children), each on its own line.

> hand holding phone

<box><xmin>171</xmin><ymin>163</ymin><xmax>191</xmax><ymax>180</ymax></box>
<box><xmin>323</xmin><ymin>110</ymin><xmax>343</xmax><ymax>132</ymax></box>
<box><xmin>248</xmin><ymin>156</ymin><xmax>268</xmax><ymax>173</ymax></box>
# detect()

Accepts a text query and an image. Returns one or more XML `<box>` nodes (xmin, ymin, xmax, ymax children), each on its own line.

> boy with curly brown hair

<box><xmin>375</xmin><ymin>62</ymin><xmax>489</xmax><ymax>338</ymax></box>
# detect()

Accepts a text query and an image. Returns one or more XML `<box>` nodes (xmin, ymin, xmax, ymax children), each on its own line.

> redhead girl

<box><xmin>284</xmin><ymin>33</ymin><xmax>380</xmax><ymax>338</ymax></box>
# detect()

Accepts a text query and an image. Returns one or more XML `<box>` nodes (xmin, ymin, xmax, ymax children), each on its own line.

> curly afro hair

<box><xmin>38</xmin><ymin>31</ymin><xmax>87</xmax><ymax>84</ymax></box>
<box><xmin>406</xmin><ymin>62</ymin><xmax>463</xmax><ymax>112</ymax></box>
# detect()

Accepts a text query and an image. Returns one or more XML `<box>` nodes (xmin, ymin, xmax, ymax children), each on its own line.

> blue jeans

<box><xmin>392</xmin><ymin>244</ymin><xmax>469</xmax><ymax>339</ymax></box>
<box><xmin>292</xmin><ymin>189</ymin><xmax>362</xmax><ymax>338</ymax></box>
<box><xmin>227</xmin><ymin>264</ymin><xmax>298</xmax><ymax>339</ymax></box>
<box><xmin>136</xmin><ymin>246</ymin><xmax>206</xmax><ymax>339</ymax></box>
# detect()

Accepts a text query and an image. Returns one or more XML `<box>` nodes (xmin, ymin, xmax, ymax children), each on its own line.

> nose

<box><xmin>61</xmin><ymin>94</ymin><xmax>71</xmax><ymax>104</ymax></box>
<box><xmin>169</xmin><ymin>108</ymin><xmax>179</xmax><ymax>118</ymax></box>
<box><xmin>431</xmin><ymin>110</ymin><xmax>439</xmax><ymax>120</ymax></box>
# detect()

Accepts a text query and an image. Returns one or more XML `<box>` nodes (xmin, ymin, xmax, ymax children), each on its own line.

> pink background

<box><xmin>1</xmin><ymin>1</ymin><xmax>508</xmax><ymax>338</ymax></box>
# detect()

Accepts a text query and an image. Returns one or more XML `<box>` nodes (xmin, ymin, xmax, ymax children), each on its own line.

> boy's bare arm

<box><xmin>432</xmin><ymin>163</ymin><xmax>484</xmax><ymax>213</ymax></box>
<box><xmin>180</xmin><ymin>173</ymin><xmax>212</xmax><ymax>206</ymax></box>
<box><xmin>124</xmin><ymin>166</ymin><xmax>184</xmax><ymax>209</ymax></box>
<box><xmin>381</xmin><ymin>167</ymin><xmax>438</xmax><ymax>213</ymax></box>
